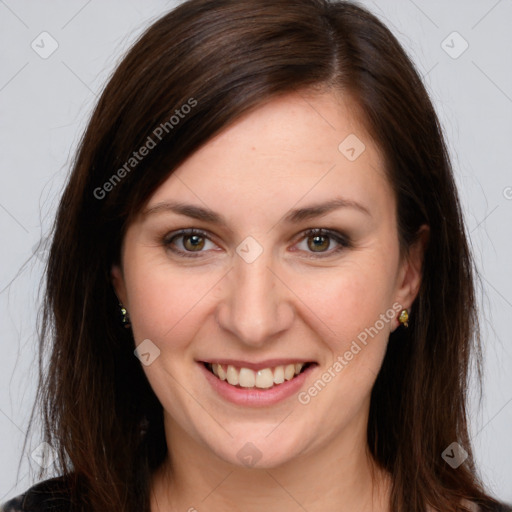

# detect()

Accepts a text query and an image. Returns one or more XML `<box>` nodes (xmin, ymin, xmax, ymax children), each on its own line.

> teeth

<box><xmin>239</xmin><ymin>368</ymin><xmax>255</xmax><ymax>388</ymax></box>
<box><xmin>217</xmin><ymin>364</ymin><xmax>227</xmax><ymax>380</ymax></box>
<box><xmin>210</xmin><ymin>362</ymin><xmax>307</xmax><ymax>389</ymax></box>
<box><xmin>255</xmin><ymin>368</ymin><xmax>274</xmax><ymax>389</ymax></box>
<box><xmin>274</xmin><ymin>365</ymin><xmax>285</xmax><ymax>384</ymax></box>
<box><xmin>284</xmin><ymin>364</ymin><xmax>295</xmax><ymax>381</ymax></box>
<box><xmin>226</xmin><ymin>365</ymin><xmax>239</xmax><ymax>386</ymax></box>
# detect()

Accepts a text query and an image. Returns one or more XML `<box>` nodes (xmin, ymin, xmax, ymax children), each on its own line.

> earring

<box><xmin>398</xmin><ymin>309</ymin><xmax>409</xmax><ymax>328</ymax></box>
<box><xmin>119</xmin><ymin>303</ymin><xmax>131</xmax><ymax>328</ymax></box>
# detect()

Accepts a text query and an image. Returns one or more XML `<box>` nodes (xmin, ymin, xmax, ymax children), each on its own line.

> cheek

<box><xmin>295</xmin><ymin>258</ymin><xmax>396</xmax><ymax>342</ymax></box>
<box><xmin>293</xmin><ymin>264</ymin><xmax>397</xmax><ymax>419</ymax></box>
<box><xmin>124</xmin><ymin>254</ymin><xmax>214</xmax><ymax>344</ymax></box>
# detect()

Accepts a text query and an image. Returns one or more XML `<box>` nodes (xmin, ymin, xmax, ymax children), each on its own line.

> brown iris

<box><xmin>307</xmin><ymin>234</ymin><xmax>330</xmax><ymax>252</ymax></box>
<box><xmin>183</xmin><ymin>234</ymin><xmax>205</xmax><ymax>251</ymax></box>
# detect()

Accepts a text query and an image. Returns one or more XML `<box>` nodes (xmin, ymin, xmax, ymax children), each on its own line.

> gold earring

<box><xmin>120</xmin><ymin>303</ymin><xmax>131</xmax><ymax>328</ymax></box>
<box><xmin>398</xmin><ymin>309</ymin><xmax>409</xmax><ymax>328</ymax></box>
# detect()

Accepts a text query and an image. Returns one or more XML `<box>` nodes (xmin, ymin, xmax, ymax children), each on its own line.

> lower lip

<box><xmin>198</xmin><ymin>362</ymin><xmax>317</xmax><ymax>407</ymax></box>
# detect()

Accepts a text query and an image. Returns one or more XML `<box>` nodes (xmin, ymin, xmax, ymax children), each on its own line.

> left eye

<box><xmin>294</xmin><ymin>228</ymin><xmax>350</xmax><ymax>257</ymax></box>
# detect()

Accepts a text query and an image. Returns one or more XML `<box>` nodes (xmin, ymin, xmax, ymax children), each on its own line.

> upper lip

<box><xmin>199</xmin><ymin>359</ymin><xmax>316</xmax><ymax>371</ymax></box>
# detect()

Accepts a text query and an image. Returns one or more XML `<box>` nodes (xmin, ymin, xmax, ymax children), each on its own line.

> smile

<box><xmin>203</xmin><ymin>361</ymin><xmax>314</xmax><ymax>390</ymax></box>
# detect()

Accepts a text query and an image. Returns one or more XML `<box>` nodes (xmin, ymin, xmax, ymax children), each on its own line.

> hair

<box><xmin>23</xmin><ymin>0</ymin><xmax>502</xmax><ymax>511</ymax></box>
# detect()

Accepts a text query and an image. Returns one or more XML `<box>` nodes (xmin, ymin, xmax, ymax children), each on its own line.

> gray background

<box><xmin>1</xmin><ymin>0</ymin><xmax>511</xmax><ymax>503</ymax></box>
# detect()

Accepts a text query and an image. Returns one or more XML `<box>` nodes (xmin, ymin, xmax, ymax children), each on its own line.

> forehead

<box><xmin>145</xmin><ymin>90</ymin><xmax>392</xmax><ymax>225</ymax></box>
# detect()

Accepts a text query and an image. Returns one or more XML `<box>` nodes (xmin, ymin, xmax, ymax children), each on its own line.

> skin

<box><xmin>112</xmin><ymin>89</ymin><xmax>428</xmax><ymax>512</ymax></box>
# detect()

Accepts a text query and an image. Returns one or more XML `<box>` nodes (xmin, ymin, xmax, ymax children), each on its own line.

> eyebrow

<box><xmin>142</xmin><ymin>197</ymin><xmax>371</xmax><ymax>224</ymax></box>
<box><xmin>284</xmin><ymin>198</ymin><xmax>371</xmax><ymax>222</ymax></box>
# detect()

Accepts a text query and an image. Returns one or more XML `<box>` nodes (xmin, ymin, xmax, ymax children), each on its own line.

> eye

<box><xmin>162</xmin><ymin>227</ymin><xmax>351</xmax><ymax>259</ymax></box>
<box><xmin>163</xmin><ymin>229</ymin><xmax>218</xmax><ymax>258</ymax></box>
<box><xmin>294</xmin><ymin>228</ymin><xmax>351</xmax><ymax>258</ymax></box>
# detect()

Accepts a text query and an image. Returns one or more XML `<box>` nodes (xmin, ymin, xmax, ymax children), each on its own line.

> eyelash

<box><xmin>162</xmin><ymin>228</ymin><xmax>351</xmax><ymax>259</ymax></box>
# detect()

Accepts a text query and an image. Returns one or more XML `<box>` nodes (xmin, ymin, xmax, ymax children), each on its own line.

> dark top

<box><xmin>1</xmin><ymin>477</ymin><xmax>71</xmax><ymax>512</ymax></box>
<box><xmin>1</xmin><ymin>476</ymin><xmax>511</xmax><ymax>511</ymax></box>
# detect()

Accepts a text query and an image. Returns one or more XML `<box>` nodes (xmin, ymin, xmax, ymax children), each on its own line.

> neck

<box><xmin>150</xmin><ymin>414</ymin><xmax>391</xmax><ymax>512</ymax></box>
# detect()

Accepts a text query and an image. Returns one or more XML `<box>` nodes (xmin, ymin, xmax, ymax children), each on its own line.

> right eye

<box><xmin>163</xmin><ymin>228</ymin><xmax>218</xmax><ymax>258</ymax></box>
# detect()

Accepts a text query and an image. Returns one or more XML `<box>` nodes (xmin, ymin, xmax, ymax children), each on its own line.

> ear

<box><xmin>111</xmin><ymin>264</ymin><xmax>128</xmax><ymax>307</ymax></box>
<box><xmin>392</xmin><ymin>224</ymin><xmax>429</xmax><ymax>329</ymax></box>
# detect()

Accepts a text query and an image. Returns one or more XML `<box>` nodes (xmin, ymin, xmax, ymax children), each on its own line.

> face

<box><xmin>112</xmin><ymin>90</ymin><xmax>424</xmax><ymax>470</ymax></box>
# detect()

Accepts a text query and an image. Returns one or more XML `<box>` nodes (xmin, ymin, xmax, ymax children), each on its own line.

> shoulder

<box><xmin>1</xmin><ymin>475</ymin><xmax>71</xmax><ymax>512</ymax></box>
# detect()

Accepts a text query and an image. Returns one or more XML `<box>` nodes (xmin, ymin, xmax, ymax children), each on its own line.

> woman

<box><xmin>2</xmin><ymin>0</ymin><xmax>510</xmax><ymax>511</ymax></box>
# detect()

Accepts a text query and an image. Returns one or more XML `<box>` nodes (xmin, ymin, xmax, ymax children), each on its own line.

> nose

<box><xmin>215</xmin><ymin>244</ymin><xmax>295</xmax><ymax>347</ymax></box>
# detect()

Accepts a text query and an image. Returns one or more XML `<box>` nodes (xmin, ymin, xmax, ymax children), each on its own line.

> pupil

<box><xmin>185</xmin><ymin>235</ymin><xmax>204</xmax><ymax>251</ymax></box>
<box><xmin>308</xmin><ymin>235</ymin><xmax>329</xmax><ymax>252</ymax></box>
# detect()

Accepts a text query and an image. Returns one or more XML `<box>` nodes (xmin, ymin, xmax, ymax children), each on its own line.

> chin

<box><xmin>203</xmin><ymin>429</ymin><xmax>308</xmax><ymax>470</ymax></box>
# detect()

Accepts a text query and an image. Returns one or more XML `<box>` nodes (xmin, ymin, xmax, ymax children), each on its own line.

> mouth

<box><xmin>201</xmin><ymin>361</ymin><xmax>317</xmax><ymax>390</ymax></box>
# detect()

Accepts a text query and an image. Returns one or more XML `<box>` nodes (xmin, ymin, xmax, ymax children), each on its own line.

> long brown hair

<box><xmin>24</xmin><ymin>0</ymin><xmax>502</xmax><ymax>510</ymax></box>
